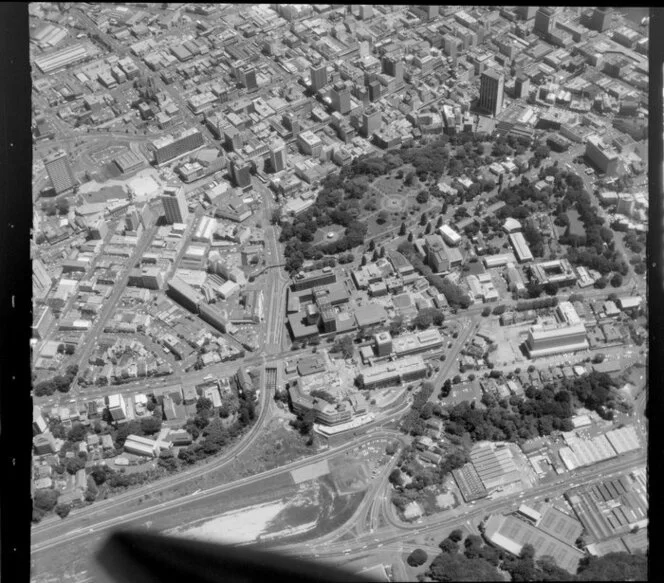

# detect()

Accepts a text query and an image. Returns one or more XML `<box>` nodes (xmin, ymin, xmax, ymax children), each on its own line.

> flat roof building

<box><xmin>585</xmin><ymin>135</ymin><xmax>619</xmax><ymax>176</ymax></box>
<box><xmin>161</xmin><ymin>183</ymin><xmax>188</xmax><ymax>224</ymax></box>
<box><xmin>531</xmin><ymin>259</ymin><xmax>577</xmax><ymax>287</ymax></box>
<box><xmin>509</xmin><ymin>232</ymin><xmax>534</xmax><ymax>263</ymax></box>
<box><xmin>358</xmin><ymin>355</ymin><xmax>427</xmax><ymax>389</ymax></box>
<box><xmin>291</xmin><ymin>268</ymin><xmax>336</xmax><ymax>292</ymax></box>
<box><xmin>391</xmin><ymin>329</ymin><xmax>444</xmax><ymax>357</ymax></box>
<box><xmin>479</xmin><ymin>69</ymin><xmax>505</xmax><ymax>117</ymax></box>
<box><xmin>152</xmin><ymin>128</ymin><xmax>205</xmax><ymax>166</ymax></box>
<box><xmin>484</xmin><ymin>513</ymin><xmax>585</xmax><ymax>574</ymax></box>
<box><xmin>525</xmin><ymin>322</ymin><xmax>588</xmax><ymax>358</ymax></box>
<box><xmin>439</xmin><ymin>224</ymin><xmax>462</xmax><ymax>247</ymax></box>
<box><xmin>44</xmin><ymin>151</ymin><xmax>77</xmax><ymax>195</ymax></box>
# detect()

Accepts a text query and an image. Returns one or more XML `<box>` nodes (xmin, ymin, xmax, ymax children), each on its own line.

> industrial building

<box><xmin>34</xmin><ymin>42</ymin><xmax>92</xmax><ymax>73</ymax></box>
<box><xmin>557</xmin><ymin>433</ymin><xmax>617</xmax><ymax>470</ymax></box>
<box><xmin>469</xmin><ymin>443</ymin><xmax>522</xmax><ymax>491</ymax></box>
<box><xmin>453</xmin><ymin>464</ymin><xmax>488</xmax><ymax>502</ymax></box>
<box><xmin>566</xmin><ymin>469</ymin><xmax>648</xmax><ymax>541</ymax></box>
<box><xmin>524</xmin><ymin>322</ymin><xmax>588</xmax><ymax>358</ymax></box>
<box><xmin>483</xmin><ymin>513</ymin><xmax>584</xmax><ymax>574</ymax></box>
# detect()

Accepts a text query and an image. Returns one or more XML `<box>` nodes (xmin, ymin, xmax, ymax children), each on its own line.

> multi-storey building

<box><xmin>330</xmin><ymin>82</ymin><xmax>351</xmax><ymax>115</ymax></box>
<box><xmin>106</xmin><ymin>394</ymin><xmax>127</xmax><ymax>422</ymax></box>
<box><xmin>160</xmin><ymin>183</ymin><xmax>188</xmax><ymax>224</ymax></box>
<box><xmin>585</xmin><ymin>135</ymin><xmax>619</xmax><ymax>176</ymax></box>
<box><xmin>152</xmin><ymin>128</ymin><xmax>205</xmax><ymax>166</ymax></box>
<box><xmin>478</xmin><ymin>69</ymin><xmax>504</xmax><ymax>117</ymax></box>
<box><xmin>310</xmin><ymin>64</ymin><xmax>328</xmax><ymax>92</ymax></box>
<box><xmin>290</xmin><ymin>268</ymin><xmax>336</xmax><ymax>292</ymax></box>
<box><xmin>524</xmin><ymin>322</ymin><xmax>588</xmax><ymax>358</ymax></box>
<box><xmin>230</xmin><ymin>158</ymin><xmax>252</xmax><ymax>188</ymax></box>
<box><xmin>361</xmin><ymin>107</ymin><xmax>382</xmax><ymax>138</ymax></box>
<box><xmin>534</xmin><ymin>7</ymin><xmax>559</xmax><ymax>37</ymax></box>
<box><xmin>358</xmin><ymin>356</ymin><xmax>428</xmax><ymax>389</ymax></box>
<box><xmin>44</xmin><ymin>150</ymin><xmax>77</xmax><ymax>194</ymax></box>
<box><xmin>269</xmin><ymin>138</ymin><xmax>287</xmax><ymax>172</ymax></box>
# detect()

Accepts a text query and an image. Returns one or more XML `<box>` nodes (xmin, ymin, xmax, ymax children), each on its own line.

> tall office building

<box><xmin>589</xmin><ymin>7</ymin><xmax>611</xmax><ymax>32</ymax></box>
<box><xmin>160</xmin><ymin>183</ymin><xmax>188</xmax><ymax>224</ymax></box>
<box><xmin>230</xmin><ymin>158</ymin><xmax>252</xmax><ymax>188</ymax></box>
<box><xmin>44</xmin><ymin>151</ymin><xmax>77</xmax><ymax>194</ymax></box>
<box><xmin>361</xmin><ymin>107</ymin><xmax>382</xmax><ymax>138</ymax></box>
<box><xmin>358</xmin><ymin>5</ymin><xmax>373</xmax><ymax>19</ymax></box>
<box><xmin>382</xmin><ymin>56</ymin><xmax>404</xmax><ymax>81</ymax></box>
<box><xmin>418</xmin><ymin>5</ymin><xmax>439</xmax><ymax>20</ymax></box>
<box><xmin>514</xmin><ymin>73</ymin><xmax>530</xmax><ymax>99</ymax></box>
<box><xmin>269</xmin><ymin>138</ymin><xmax>287</xmax><ymax>172</ymax></box>
<box><xmin>239</xmin><ymin>66</ymin><xmax>258</xmax><ymax>91</ymax></box>
<box><xmin>330</xmin><ymin>82</ymin><xmax>351</xmax><ymax>114</ymax></box>
<box><xmin>478</xmin><ymin>69</ymin><xmax>504</xmax><ymax>117</ymax></box>
<box><xmin>516</xmin><ymin>6</ymin><xmax>537</xmax><ymax>21</ymax></box>
<box><xmin>223</xmin><ymin>126</ymin><xmax>244</xmax><ymax>152</ymax></box>
<box><xmin>534</xmin><ymin>7</ymin><xmax>558</xmax><ymax>37</ymax></box>
<box><xmin>368</xmin><ymin>79</ymin><xmax>382</xmax><ymax>102</ymax></box>
<box><xmin>283</xmin><ymin>112</ymin><xmax>301</xmax><ymax>136</ymax></box>
<box><xmin>310</xmin><ymin>64</ymin><xmax>328</xmax><ymax>92</ymax></box>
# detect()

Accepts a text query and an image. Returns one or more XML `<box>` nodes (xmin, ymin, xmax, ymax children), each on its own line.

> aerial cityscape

<box><xmin>29</xmin><ymin>4</ymin><xmax>648</xmax><ymax>582</ymax></box>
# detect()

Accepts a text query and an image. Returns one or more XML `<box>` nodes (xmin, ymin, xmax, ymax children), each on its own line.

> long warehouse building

<box><xmin>34</xmin><ymin>43</ymin><xmax>92</xmax><ymax>74</ymax></box>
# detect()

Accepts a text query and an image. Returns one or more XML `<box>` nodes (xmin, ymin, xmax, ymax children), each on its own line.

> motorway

<box><xmin>276</xmin><ymin>450</ymin><xmax>646</xmax><ymax>564</ymax></box>
<box><xmin>31</xmin><ymin>429</ymin><xmax>405</xmax><ymax>554</ymax></box>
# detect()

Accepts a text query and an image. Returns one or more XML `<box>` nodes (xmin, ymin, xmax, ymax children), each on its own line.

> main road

<box><xmin>277</xmin><ymin>450</ymin><xmax>646</xmax><ymax>561</ymax></box>
<box><xmin>31</xmin><ymin>429</ymin><xmax>405</xmax><ymax>554</ymax></box>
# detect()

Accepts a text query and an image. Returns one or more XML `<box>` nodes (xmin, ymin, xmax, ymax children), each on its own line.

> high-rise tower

<box><xmin>478</xmin><ymin>69</ymin><xmax>504</xmax><ymax>117</ymax></box>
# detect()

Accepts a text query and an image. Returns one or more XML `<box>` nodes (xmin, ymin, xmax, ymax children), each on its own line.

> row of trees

<box><xmin>515</xmin><ymin>296</ymin><xmax>559</xmax><ymax>311</ymax></box>
<box><xmin>34</xmin><ymin>365</ymin><xmax>79</xmax><ymax>396</ymax></box>
<box><xmin>424</xmin><ymin>531</ymin><xmax>646</xmax><ymax>581</ymax></box>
